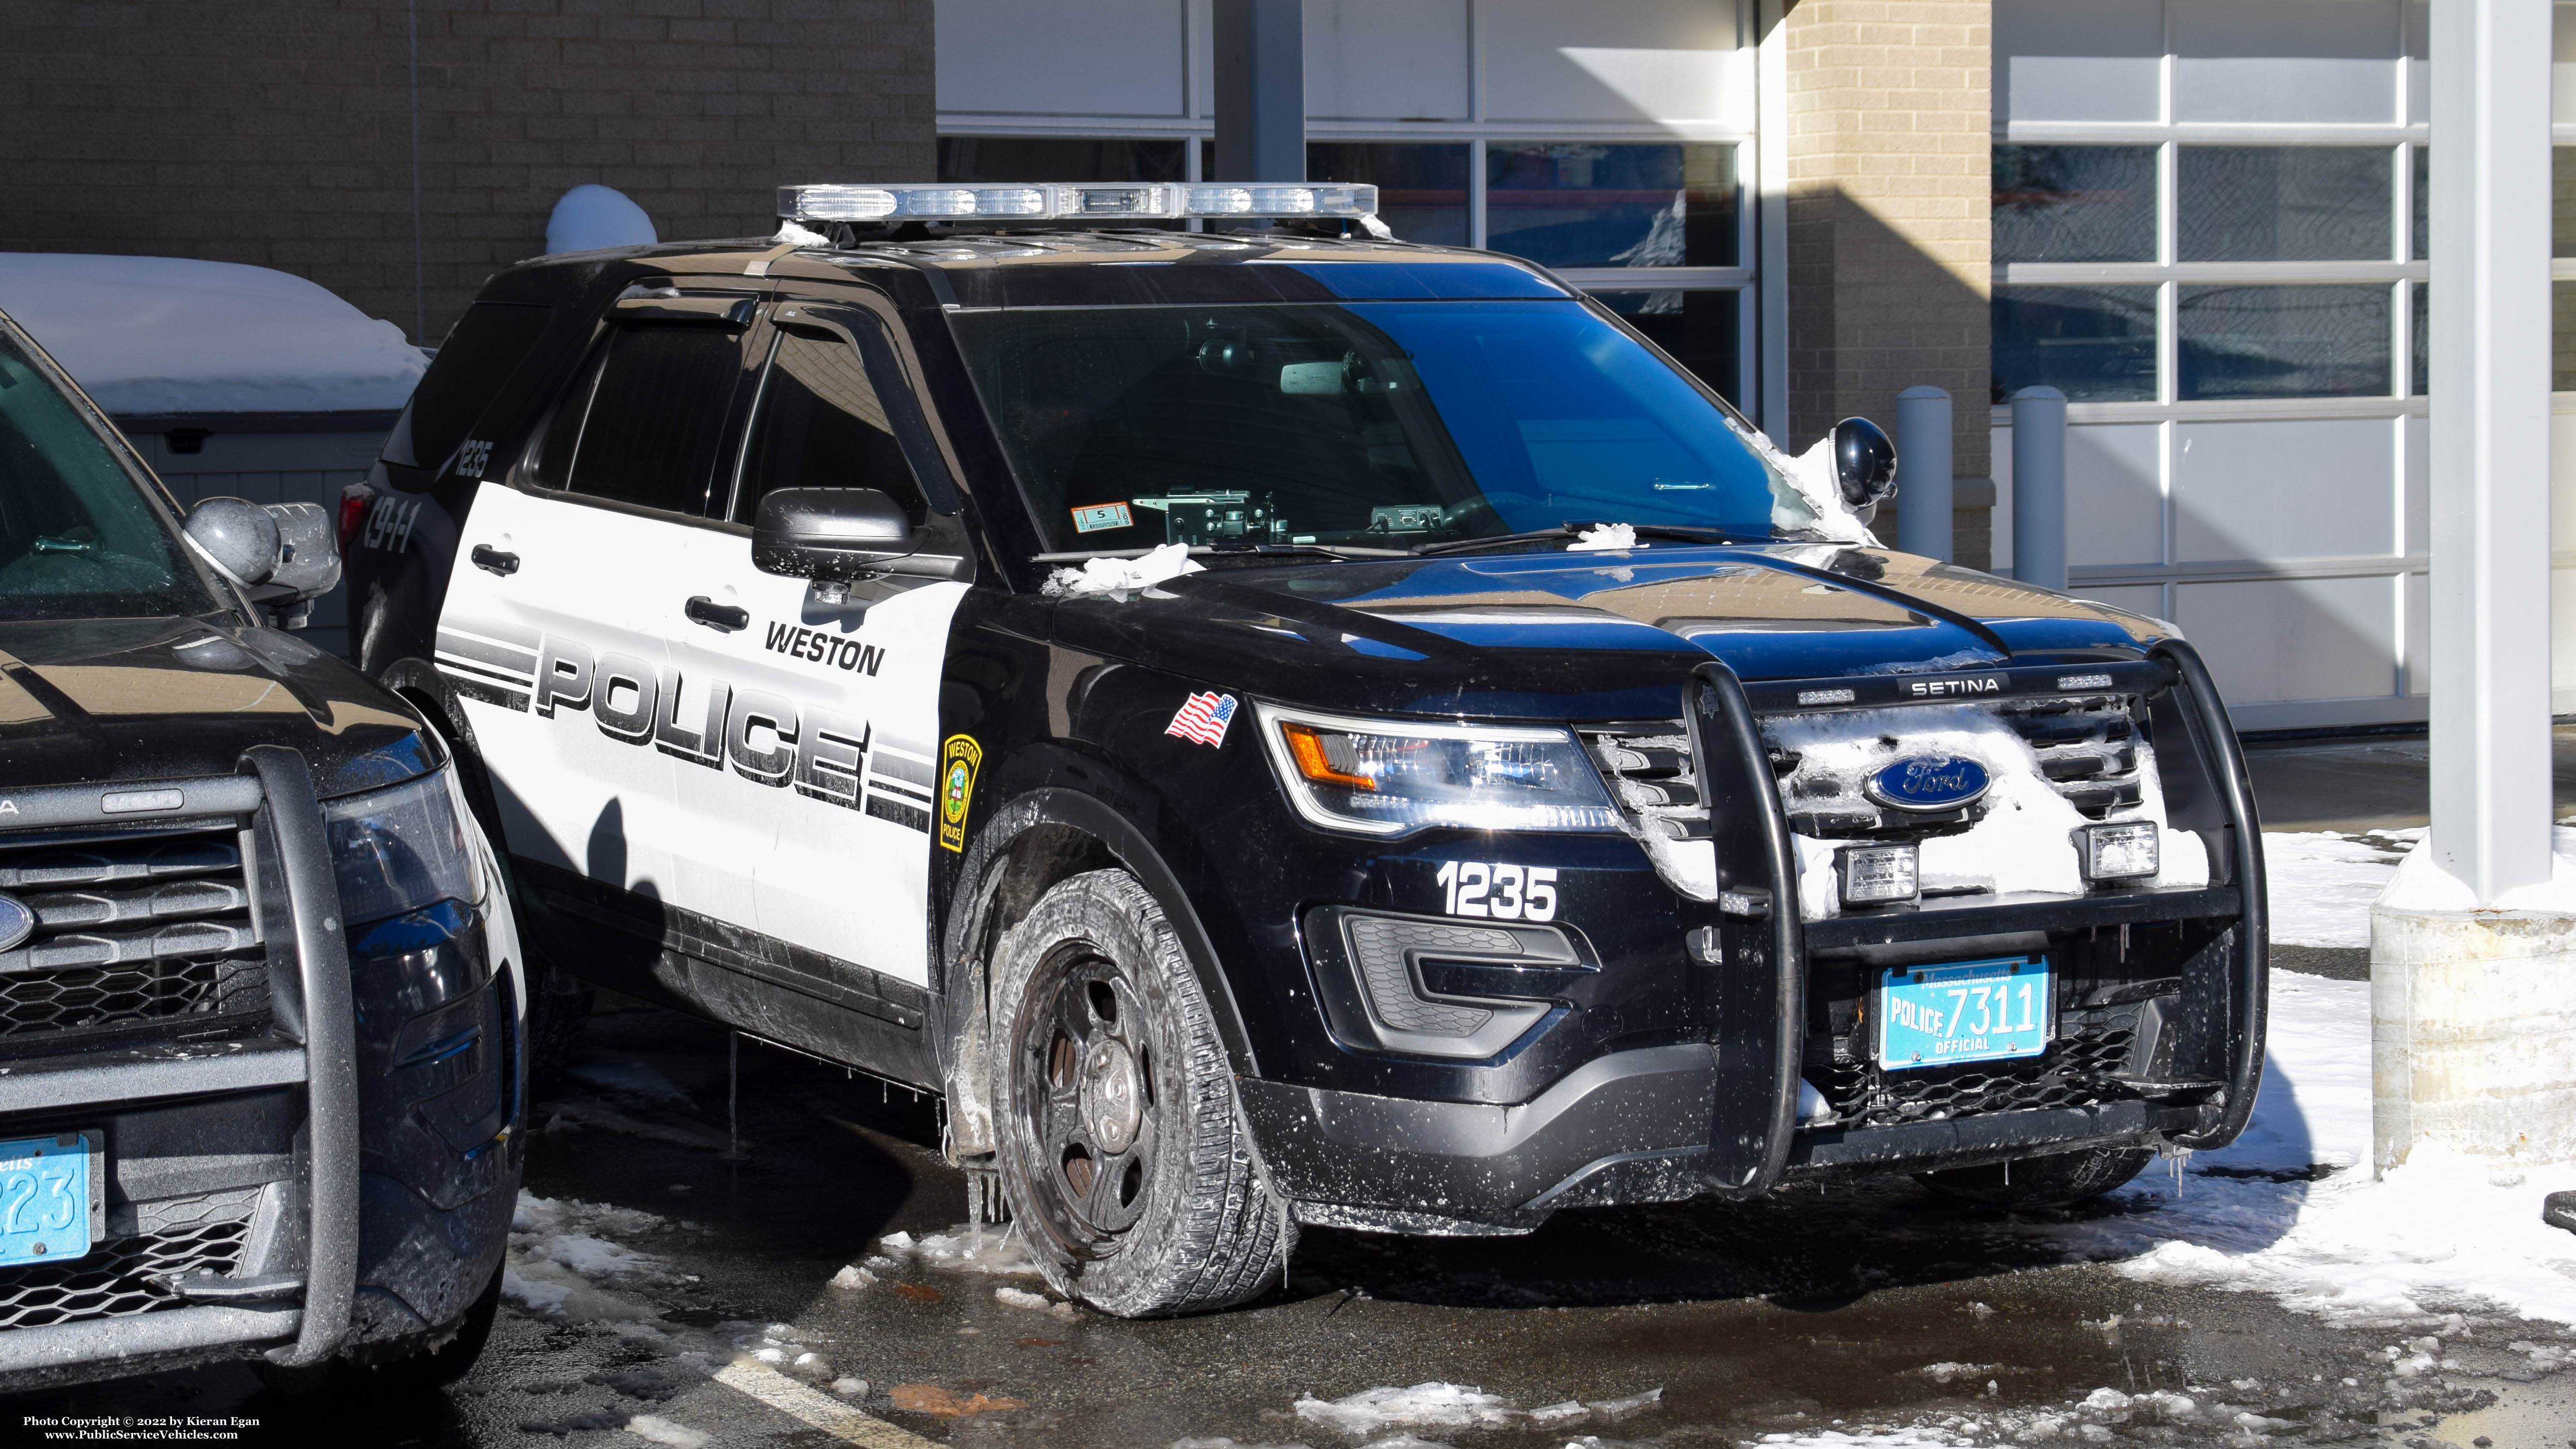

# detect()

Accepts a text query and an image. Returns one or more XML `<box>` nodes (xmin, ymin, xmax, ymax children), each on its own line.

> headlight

<box><xmin>1255</xmin><ymin>704</ymin><xmax>1621</xmax><ymax>837</ymax></box>
<box><xmin>322</xmin><ymin>767</ymin><xmax>482</xmax><ymax>923</ymax></box>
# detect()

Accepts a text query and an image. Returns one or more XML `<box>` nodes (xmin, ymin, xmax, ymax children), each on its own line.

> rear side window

<box><xmin>732</xmin><ymin>331</ymin><xmax>927</xmax><ymax>526</ymax></box>
<box><xmin>551</xmin><ymin>326</ymin><xmax>746</xmax><ymax>517</ymax></box>
<box><xmin>387</xmin><ymin>302</ymin><xmax>551</xmax><ymax>474</ymax></box>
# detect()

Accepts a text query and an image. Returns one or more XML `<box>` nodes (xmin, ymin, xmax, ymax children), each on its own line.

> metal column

<box><xmin>1895</xmin><ymin>385</ymin><xmax>1954</xmax><ymax>562</ymax></box>
<box><xmin>2427</xmin><ymin>0</ymin><xmax>2556</xmax><ymax>902</ymax></box>
<box><xmin>1213</xmin><ymin>0</ymin><xmax>1304</xmax><ymax>183</ymax></box>
<box><xmin>2009</xmin><ymin>385</ymin><xmax>2067</xmax><ymax>592</ymax></box>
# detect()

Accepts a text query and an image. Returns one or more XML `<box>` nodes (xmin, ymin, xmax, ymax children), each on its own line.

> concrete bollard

<box><xmin>1894</xmin><ymin>385</ymin><xmax>1953</xmax><ymax>561</ymax></box>
<box><xmin>2010</xmin><ymin>384</ymin><xmax>2067</xmax><ymax>591</ymax></box>
<box><xmin>2371</xmin><ymin>904</ymin><xmax>2576</xmax><ymax>1170</ymax></box>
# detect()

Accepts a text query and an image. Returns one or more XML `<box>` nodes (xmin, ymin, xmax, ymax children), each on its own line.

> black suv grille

<box><xmin>0</xmin><ymin>1187</ymin><xmax>259</xmax><ymax>1331</ymax></box>
<box><xmin>0</xmin><ymin>827</ymin><xmax>269</xmax><ymax>1051</ymax></box>
<box><xmin>1807</xmin><ymin>1002</ymin><xmax>2146</xmax><ymax>1130</ymax></box>
<box><xmin>1580</xmin><ymin>723</ymin><xmax>1711</xmax><ymax>842</ymax></box>
<box><xmin>1992</xmin><ymin>696</ymin><xmax>2146</xmax><ymax>819</ymax></box>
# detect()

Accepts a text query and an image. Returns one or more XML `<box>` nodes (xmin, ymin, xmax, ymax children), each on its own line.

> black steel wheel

<box><xmin>988</xmin><ymin>869</ymin><xmax>1290</xmax><ymax>1317</ymax></box>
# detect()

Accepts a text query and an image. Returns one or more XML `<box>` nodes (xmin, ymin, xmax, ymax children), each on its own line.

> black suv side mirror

<box><xmin>185</xmin><ymin>497</ymin><xmax>343</xmax><ymax>626</ymax></box>
<box><xmin>1831</xmin><ymin>416</ymin><xmax>1897</xmax><ymax>509</ymax></box>
<box><xmin>752</xmin><ymin>488</ymin><xmax>917</xmax><ymax>598</ymax></box>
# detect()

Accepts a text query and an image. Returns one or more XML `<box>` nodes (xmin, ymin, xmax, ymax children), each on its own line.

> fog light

<box><xmin>2075</xmin><ymin>821</ymin><xmax>2161</xmax><ymax>882</ymax></box>
<box><xmin>1836</xmin><ymin>843</ymin><xmax>1919</xmax><ymax>906</ymax></box>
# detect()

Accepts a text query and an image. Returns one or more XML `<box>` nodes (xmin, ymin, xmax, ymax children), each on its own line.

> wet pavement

<box><xmin>14</xmin><ymin>1002</ymin><xmax>2571</xmax><ymax>1449</ymax></box>
<box><xmin>10</xmin><ymin>729</ymin><xmax>2576</xmax><ymax>1448</ymax></box>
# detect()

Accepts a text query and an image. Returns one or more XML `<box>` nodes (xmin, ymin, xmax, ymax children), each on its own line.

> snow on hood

<box><xmin>0</xmin><ymin>253</ymin><xmax>426</xmax><ymax>415</ymax></box>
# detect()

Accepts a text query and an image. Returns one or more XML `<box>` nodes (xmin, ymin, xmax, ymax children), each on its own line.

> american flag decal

<box><xmin>1164</xmin><ymin>692</ymin><xmax>1238</xmax><ymax>747</ymax></box>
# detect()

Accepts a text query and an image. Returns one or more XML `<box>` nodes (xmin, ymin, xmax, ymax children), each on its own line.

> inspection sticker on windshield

<box><xmin>1071</xmin><ymin>503</ymin><xmax>1133</xmax><ymax>534</ymax></box>
<box><xmin>0</xmin><ymin>1132</ymin><xmax>96</xmax><ymax>1267</ymax></box>
<box><xmin>1877</xmin><ymin>957</ymin><xmax>2049</xmax><ymax>1070</ymax></box>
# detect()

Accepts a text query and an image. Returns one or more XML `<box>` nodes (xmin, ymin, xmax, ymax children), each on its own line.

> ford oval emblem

<box><xmin>0</xmin><ymin>893</ymin><xmax>31</xmax><ymax>953</ymax></box>
<box><xmin>1866</xmin><ymin>754</ymin><xmax>1991</xmax><ymax>812</ymax></box>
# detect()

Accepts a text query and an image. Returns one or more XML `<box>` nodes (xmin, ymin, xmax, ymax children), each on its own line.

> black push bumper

<box><xmin>0</xmin><ymin>751</ymin><xmax>519</xmax><ymax>1390</ymax></box>
<box><xmin>1241</xmin><ymin>641</ymin><xmax>2266</xmax><ymax>1234</ymax></box>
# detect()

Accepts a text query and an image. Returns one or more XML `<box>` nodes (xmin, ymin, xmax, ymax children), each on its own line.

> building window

<box><xmin>1991</xmin><ymin>286</ymin><xmax>2157</xmax><ymax>402</ymax></box>
<box><xmin>937</xmin><ymin>137</ymin><xmax>1187</xmax><ymax>183</ymax></box>
<box><xmin>1306</xmin><ymin>143</ymin><xmax>1470</xmax><ymax>248</ymax></box>
<box><xmin>2177</xmin><ymin>285</ymin><xmax>2392</xmax><ymax>400</ymax></box>
<box><xmin>1993</xmin><ymin>146</ymin><xmax>2156</xmax><ymax>264</ymax></box>
<box><xmin>1484</xmin><ymin>143</ymin><xmax>1738</xmax><ymax>269</ymax></box>
<box><xmin>1994</xmin><ymin>142</ymin><xmax>2417</xmax><ymax>403</ymax></box>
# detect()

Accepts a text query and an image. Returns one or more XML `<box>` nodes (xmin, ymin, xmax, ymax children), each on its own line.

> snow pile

<box><xmin>773</xmin><ymin>221</ymin><xmax>833</xmax><ymax>247</ymax></box>
<box><xmin>0</xmin><ymin>254</ymin><xmax>426</xmax><ymax>415</ymax></box>
<box><xmin>621</xmin><ymin>1416</ymin><xmax>707</xmax><ymax>1449</ymax></box>
<box><xmin>1289</xmin><ymin>1383</ymin><xmax>1661</xmax><ymax>1436</ymax></box>
<box><xmin>503</xmin><ymin>1192</ymin><xmax>671</xmax><ymax>1322</ymax></box>
<box><xmin>2040</xmin><ymin>970</ymin><xmax>2576</xmax><ymax>1328</ymax></box>
<box><xmin>1752</xmin><ymin>431</ymin><xmax>1878</xmax><ymax>545</ymax></box>
<box><xmin>876</xmin><ymin>1224</ymin><xmax>1045</xmax><ymax>1275</ymax></box>
<box><xmin>1293</xmin><ymin>1383</ymin><xmax>1516</xmax><ymax>1435</ymax></box>
<box><xmin>2263</xmin><ymin>830</ymin><xmax>2416</xmax><ymax>947</ymax></box>
<box><xmin>2380</xmin><ymin>822</ymin><xmax>2576</xmax><ymax>914</ymax></box>
<box><xmin>995</xmin><ymin>1284</ymin><xmax>1077</xmax><ymax>1318</ymax></box>
<box><xmin>545</xmin><ymin>184</ymin><xmax>658</xmax><ymax>255</ymax></box>
<box><xmin>1567</xmin><ymin>523</ymin><xmax>1639</xmax><ymax>552</ymax></box>
<box><xmin>718</xmin><ymin>1321</ymin><xmax>839</xmax><ymax>1384</ymax></box>
<box><xmin>1044</xmin><ymin>542</ymin><xmax>1204</xmax><ymax>600</ymax></box>
<box><xmin>1766</xmin><ymin>704</ymin><xmax>2206</xmax><ymax>919</ymax></box>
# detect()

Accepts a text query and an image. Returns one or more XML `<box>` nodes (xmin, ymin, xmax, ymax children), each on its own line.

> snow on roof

<box><xmin>0</xmin><ymin>253</ymin><xmax>426</xmax><ymax>416</ymax></box>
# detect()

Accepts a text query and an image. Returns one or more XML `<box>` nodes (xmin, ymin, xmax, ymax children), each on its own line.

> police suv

<box><xmin>0</xmin><ymin>308</ymin><xmax>521</xmax><ymax>1387</ymax></box>
<box><xmin>343</xmin><ymin>181</ymin><xmax>2266</xmax><ymax>1318</ymax></box>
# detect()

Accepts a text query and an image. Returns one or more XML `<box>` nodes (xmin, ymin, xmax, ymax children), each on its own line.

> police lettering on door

<box><xmin>430</xmin><ymin>616</ymin><xmax>936</xmax><ymax>833</ymax></box>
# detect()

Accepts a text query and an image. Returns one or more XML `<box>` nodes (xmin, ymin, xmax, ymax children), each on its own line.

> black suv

<box><xmin>0</xmin><ymin>310</ymin><xmax>522</xmax><ymax>1386</ymax></box>
<box><xmin>342</xmin><ymin>183</ymin><xmax>2265</xmax><ymax>1318</ymax></box>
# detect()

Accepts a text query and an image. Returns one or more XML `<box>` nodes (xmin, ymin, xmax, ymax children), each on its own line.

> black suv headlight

<box><xmin>1255</xmin><ymin>703</ymin><xmax>1620</xmax><ymax>837</ymax></box>
<box><xmin>322</xmin><ymin>767</ymin><xmax>483</xmax><ymax>924</ymax></box>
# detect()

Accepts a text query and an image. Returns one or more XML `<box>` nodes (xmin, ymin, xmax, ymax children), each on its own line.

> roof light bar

<box><xmin>777</xmin><ymin>181</ymin><xmax>1379</xmax><ymax>226</ymax></box>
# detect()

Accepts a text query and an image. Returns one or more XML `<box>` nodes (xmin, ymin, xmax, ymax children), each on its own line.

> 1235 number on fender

<box><xmin>1434</xmin><ymin>861</ymin><xmax>1558</xmax><ymax>921</ymax></box>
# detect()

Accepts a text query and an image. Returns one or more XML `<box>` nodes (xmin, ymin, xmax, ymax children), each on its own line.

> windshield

<box><xmin>951</xmin><ymin>299</ymin><xmax>1800</xmax><ymax>554</ymax></box>
<box><xmin>0</xmin><ymin>327</ymin><xmax>223</xmax><ymax>621</ymax></box>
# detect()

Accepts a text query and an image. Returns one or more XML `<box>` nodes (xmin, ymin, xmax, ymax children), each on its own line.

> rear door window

<box><xmin>551</xmin><ymin>325</ymin><xmax>749</xmax><ymax>517</ymax></box>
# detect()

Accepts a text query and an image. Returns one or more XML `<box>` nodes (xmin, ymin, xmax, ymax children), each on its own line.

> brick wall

<box><xmin>1779</xmin><ymin>0</ymin><xmax>1992</xmax><ymax>566</ymax></box>
<box><xmin>0</xmin><ymin>0</ymin><xmax>935</xmax><ymax>346</ymax></box>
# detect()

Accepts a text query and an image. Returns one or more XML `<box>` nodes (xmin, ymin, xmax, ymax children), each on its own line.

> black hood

<box><xmin>0</xmin><ymin>617</ymin><xmax>435</xmax><ymax>799</ymax></box>
<box><xmin>1051</xmin><ymin>544</ymin><xmax>2170</xmax><ymax>721</ymax></box>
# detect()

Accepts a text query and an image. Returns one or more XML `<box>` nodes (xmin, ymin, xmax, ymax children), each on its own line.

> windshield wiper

<box><xmin>1031</xmin><ymin>542</ymin><xmax>1410</xmax><ymax>565</ymax></box>
<box><xmin>1410</xmin><ymin>523</ymin><xmax>1751</xmax><ymax>557</ymax></box>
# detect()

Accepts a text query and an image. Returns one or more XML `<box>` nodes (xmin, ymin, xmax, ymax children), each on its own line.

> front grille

<box><xmin>0</xmin><ymin>826</ymin><xmax>269</xmax><ymax>1052</ymax></box>
<box><xmin>0</xmin><ymin>1187</ymin><xmax>259</xmax><ymax>1331</ymax></box>
<box><xmin>1580</xmin><ymin>722</ymin><xmax>1711</xmax><ymax>843</ymax></box>
<box><xmin>1992</xmin><ymin>696</ymin><xmax>2145</xmax><ymax>819</ymax></box>
<box><xmin>1807</xmin><ymin>1004</ymin><xmax>2145</xmax><ymax>1130</ymax></box>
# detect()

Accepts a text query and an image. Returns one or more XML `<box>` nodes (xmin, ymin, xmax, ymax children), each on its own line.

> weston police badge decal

<box><xmin>937</xmin><ymin>735</ymin><xmax>983</xmax><ymax>853</ymax></box>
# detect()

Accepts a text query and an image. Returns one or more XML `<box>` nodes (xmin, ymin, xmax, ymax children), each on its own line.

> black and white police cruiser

<box><xmin>343</xmin><ymin>180</ymin><xmax>2267</xmax><ymax>1317</ymax></box>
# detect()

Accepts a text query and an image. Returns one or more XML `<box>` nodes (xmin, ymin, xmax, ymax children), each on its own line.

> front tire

<box><xmin>1916</xmin><ymin>1145</ymin><xmax>2157</xmax><ymax>1209</ymax></box>
<box><xmin>988</xmin><ymin>869</ymin><xmax>1291</xmax><ymax>1317</ymax></box>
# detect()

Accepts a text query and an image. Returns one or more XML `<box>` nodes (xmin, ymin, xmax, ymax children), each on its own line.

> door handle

<box><xmin>685</xmin><ymin>596</ymin><xmax>750</xmax><ymax>632</ymax></box>
<box><xmin>469</xmin><ymin>544</ymin><xmax>519</xmax><ymax>576</ymax></box>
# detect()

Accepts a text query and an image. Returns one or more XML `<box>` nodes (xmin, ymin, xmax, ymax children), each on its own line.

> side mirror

<box><xmin>1831</xmin><ymin>416</ymin><xmax>1897</xmax><ymax>509</ymax></box>
<box><xmin>185</xmin><ymin>498</ymin><xmax>343</xmax><ymax>627</ymax></box>
<box><xmin>752</xmin><ymin>488</ymin><xmax>916</xmax><ymax>599</ymax></box>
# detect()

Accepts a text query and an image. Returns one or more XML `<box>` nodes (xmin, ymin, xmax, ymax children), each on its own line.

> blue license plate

<box><xmin>1877</xmin><ymin>957</ymin><xmax>2051</xmax><ymax>1071</ymax></box>
<box><xmin>0</xmin><ymin>1133</ymin><xmax>94</xmax><ymax>1267</ymax></box>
